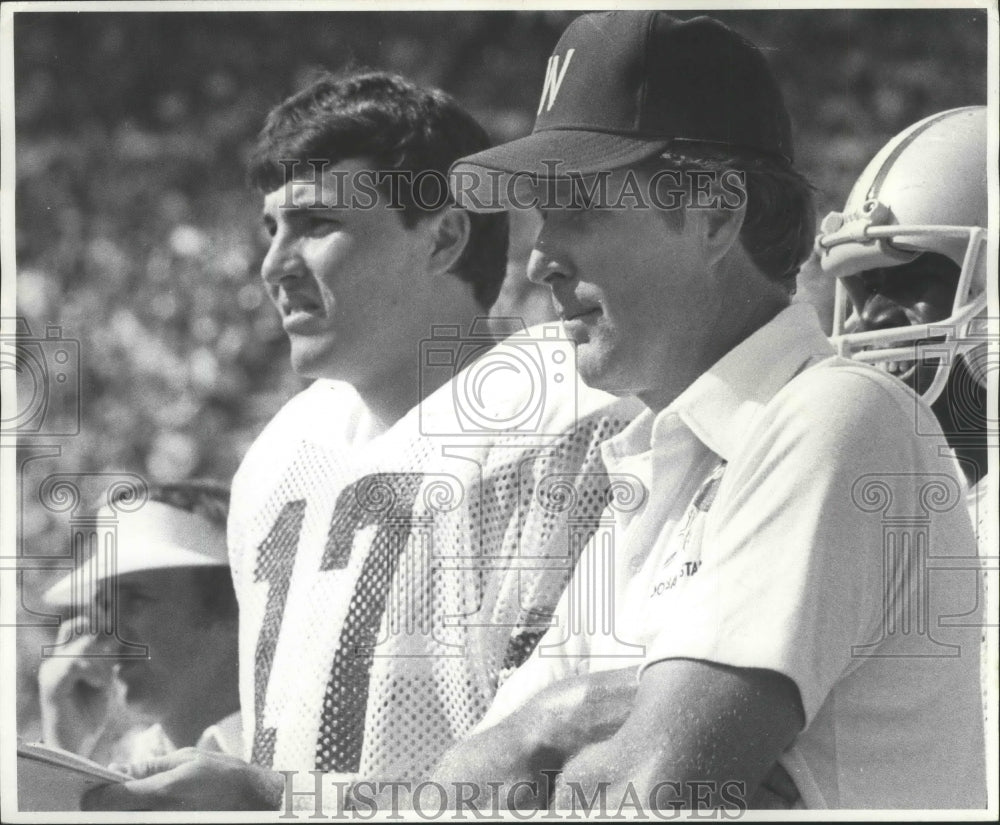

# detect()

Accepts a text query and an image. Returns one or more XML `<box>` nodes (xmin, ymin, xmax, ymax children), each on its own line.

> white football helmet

<box><xmin>815</xmin><ymin>106</ymin><xmax>988</xmax><ymax>402</ymax></box>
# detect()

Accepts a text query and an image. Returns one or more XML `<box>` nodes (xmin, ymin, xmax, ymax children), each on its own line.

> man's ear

<box><xmin>427</xmin><ymin>207</ymin><xmax>472</xmax><ymax>277</ymax></box>
<box><xmin>696</xmin><ymin>201</ymin><xmax>746</xmax><ymax>269</ymax></box>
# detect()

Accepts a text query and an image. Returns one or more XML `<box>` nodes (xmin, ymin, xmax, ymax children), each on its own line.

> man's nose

<box><xmin>857</xmin><ymin>293</ymin><xmax>910</xmax><ymax>331</ymax></box>
<box><xmin>527</xmin><ymin>251</ymin><xmax>560</xmax><ymax>286</ymax></box>
<box><xmin>526</xmin><ymin>218</ymin><xmax>576</xmax><ymax>287</ymax></box>
<box><xmin>261</xmin><ymin>234</ymin><xmax>305</xmax><ymax>286</ymax></box>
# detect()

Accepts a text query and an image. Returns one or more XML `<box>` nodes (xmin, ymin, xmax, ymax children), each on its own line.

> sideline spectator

<box><xmin>39</xmin><ymin>481</ymin><xmax>241</xmax><ymax>764</ymax></box>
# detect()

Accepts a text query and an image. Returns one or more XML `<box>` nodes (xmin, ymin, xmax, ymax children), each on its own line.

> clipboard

<box><xmin>16</xmin><ymin>740</ymin><xmax>129</xmax><ymax>811</ymax></box>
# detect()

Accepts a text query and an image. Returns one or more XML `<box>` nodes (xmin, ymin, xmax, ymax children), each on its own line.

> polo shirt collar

<box><xmin>668</xmin><ymin>302</ymin><xmax>834</xmax><ymax>461</ymax></box>
<box><xmin>602</xmin><ymin>303</ymin><xmax>834</xmax><ymax>467</ymax></box>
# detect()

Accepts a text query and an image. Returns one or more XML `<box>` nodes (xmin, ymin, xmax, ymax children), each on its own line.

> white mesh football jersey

<box><xmin>229</xmin><ymin>326</ymin><xmax>644</xmax><ymax>789</ymax></box>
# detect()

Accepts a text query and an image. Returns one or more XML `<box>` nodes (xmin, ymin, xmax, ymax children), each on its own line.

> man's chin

<box><xmin>288</xmin><ymin>339</ymin><xmax>340</xmax><ymax>380</ymax></box>
<box><xmin>574</xmin><ymin>347</ymin><xmax>622</xmax><ymax>396</ymax></box>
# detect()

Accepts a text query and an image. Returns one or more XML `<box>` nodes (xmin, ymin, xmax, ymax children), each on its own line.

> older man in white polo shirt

<box><xmin>38</xmin><ymin>481</ymin><xmax>242</xmax><ymax>766</ymax></box>
<box><xmin>432</xmin><ymin>10</ymin><xmax>986</xmax><ymax>811</ymax></box>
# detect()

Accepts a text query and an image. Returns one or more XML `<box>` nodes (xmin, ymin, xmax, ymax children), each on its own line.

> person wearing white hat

<box><xmin>38</xmin><ymin>481</ymin><xmax>242</xmax><ymax>765</ymax></box>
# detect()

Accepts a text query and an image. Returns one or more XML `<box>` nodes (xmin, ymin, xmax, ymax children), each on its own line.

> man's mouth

<box><xmin>560</xmin><ymin>306</ymin><xmax>601</xmax><ymax>324</ymax></box>
<box><xmin>559</xmin><ymin>306</ymin><xmax>602</xmax><ymax>343</ymax></box>
<box><xmin>886</xmin><ymin>359</ymin><xmax>917</xmax><ymax>383</ymax></box>
<box><xmin>856</xmin><ymin>336</ymin><xmax>946</xmax><ymax>386</ymax></box>
<box><xmin>279</xmin><ymin>292</ymin><xmax>325</xmax><ymax>331</ymax></box>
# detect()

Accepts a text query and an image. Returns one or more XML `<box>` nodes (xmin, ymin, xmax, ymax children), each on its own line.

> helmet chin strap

<box><xmin>920</xmin><ymin>360</ymin><xmax>953</xmax><ymax>406</ymax></box>
<box><xmin>830</xmin><ymin>306</ymin><xmax>986</xmax><ymax>404</ymax></box>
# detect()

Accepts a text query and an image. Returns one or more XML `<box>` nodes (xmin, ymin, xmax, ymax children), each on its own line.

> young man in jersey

<box><xmin>85</xmin><ymin>70</ymin><xmax>643</xmax><ymax>811</ymax></box>
<box><xmin>431</xmin><ymin>11</ymin><xmax>985</xmax><ymax>810</ymax></box>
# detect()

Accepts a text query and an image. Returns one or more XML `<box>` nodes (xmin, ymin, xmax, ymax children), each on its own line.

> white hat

<box><xmin>43</xmin><ymin>500</ymin><xmax>229</xmax><ymax>608</ymax></box>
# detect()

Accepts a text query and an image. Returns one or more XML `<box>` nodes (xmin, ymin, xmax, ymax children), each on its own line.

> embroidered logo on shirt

<box><xmin>691</xmin><ymin>460</ymin><xmax>727</xmax><ymax>512</ymax></box>
<box><xmin>650</xmin><ymin>559</ymin><xmax>703</xmax><ymax>597</ymax></box>
<box><xmin>650</xmin><ymin>460</ymin><xmax>727</xmax><ymax>599</ymax></box>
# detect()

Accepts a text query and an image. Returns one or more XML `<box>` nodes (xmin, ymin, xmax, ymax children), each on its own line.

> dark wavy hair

<box><xmin>248</xmin><ymin>70</ymin><xmax>509</xmax><ymax>311</ymax></box>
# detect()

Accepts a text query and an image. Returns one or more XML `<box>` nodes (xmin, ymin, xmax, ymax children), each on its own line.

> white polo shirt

<box><xmin>481</xmin><ymin>303</ymin><xmax>986</xmax><ymax>809</ymax></box>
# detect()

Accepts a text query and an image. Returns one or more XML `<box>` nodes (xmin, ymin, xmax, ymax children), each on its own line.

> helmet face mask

<box><xmin>816</xmin><ymin>106</ymin><xmax>988</xmax><ymax>404</ymax></box>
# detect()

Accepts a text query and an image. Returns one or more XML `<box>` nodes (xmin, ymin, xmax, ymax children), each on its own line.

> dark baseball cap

<box><xmin>451</xmin><ymin>11</ymin><xmax>793</xmax><ymax>208</ymax></box>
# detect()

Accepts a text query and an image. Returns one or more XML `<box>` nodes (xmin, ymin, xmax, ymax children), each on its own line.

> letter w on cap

<box><xmin>537</xmin><ymin>49</ymin><xmax>575</xmax><ymax>114</ymax></box>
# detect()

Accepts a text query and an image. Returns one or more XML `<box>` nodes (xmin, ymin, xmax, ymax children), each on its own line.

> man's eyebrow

<box><xmin>276</xmin><ymin>204</ymin><xmax>345</xmax><ymax>216</ymax></box>
<box><xmin>260</xmin><ymin>204</ymin><xmax>340</xmax><ymax>227</ymax></box>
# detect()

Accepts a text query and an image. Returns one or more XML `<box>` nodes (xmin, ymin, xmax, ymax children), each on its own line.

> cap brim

<box><xmin>450</xmin><ymin>129</ymin><xmax>669</xmax><ymax>212</ymax></box>
<box><xmin>42</xmin><ymin>544</ymin><xmax>228</xmax><ymax>608</ymax></box>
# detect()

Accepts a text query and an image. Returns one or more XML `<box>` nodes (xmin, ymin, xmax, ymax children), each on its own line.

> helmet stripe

<box><xmin>866</xmin><ymin>106</ymin><xmax>981</xmax><ymax>201</ymax></box>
